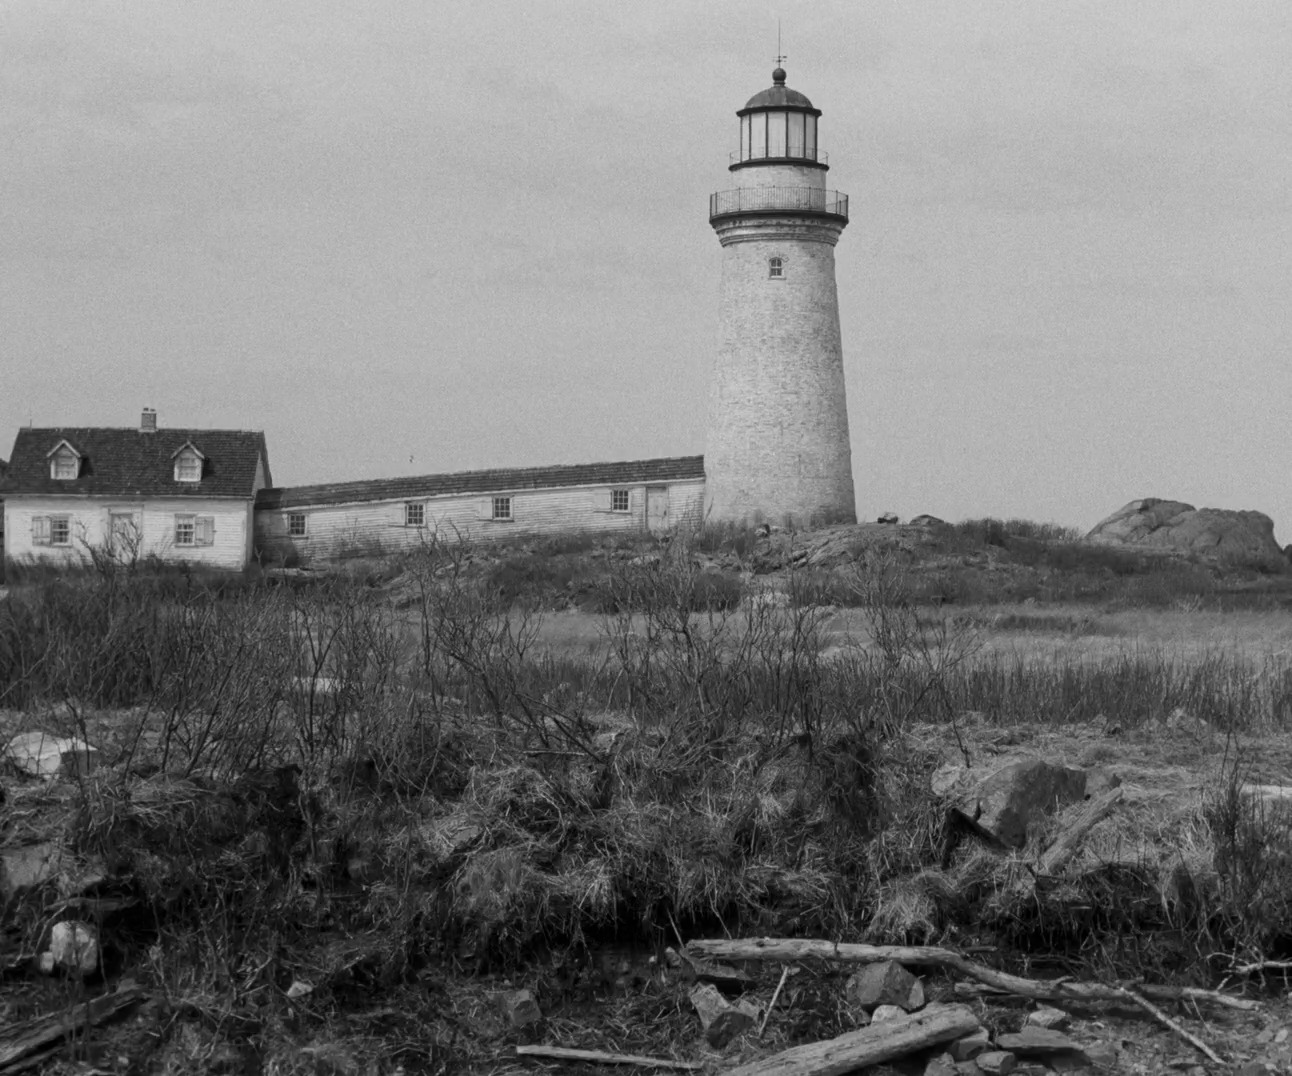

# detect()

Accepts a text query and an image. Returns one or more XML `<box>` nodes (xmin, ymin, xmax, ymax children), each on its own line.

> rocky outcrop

<box><xmin>1086</xmin><ymin>499</ymin><xmax>1283</xmax><ymax>560</ymax></box>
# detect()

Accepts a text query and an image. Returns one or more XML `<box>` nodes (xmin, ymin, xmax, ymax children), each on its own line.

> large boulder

<box><xmin>1087</xmin><ymin>499</ymin><xmax>1282</xmax><ymax>560</ymax></box>
<box><xmin>960</xmin><ymin>760</ymin><xmax>1087</xmax><ymax>850</ymax></box>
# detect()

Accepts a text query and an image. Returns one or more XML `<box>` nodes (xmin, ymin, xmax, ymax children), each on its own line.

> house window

<box><xmin>492</xmin><ymin>496</ymin><xmax>512</xmax><ymax>521</ymax></box>
<box><xmin>50</xmin><ymin>517</ymin><xmax>71</xmax><ymax>546</ymax></box>
<box><xmin>174</xmin><ymin>452</ymin><xmax>202</xmax><ymax>482</ymax></box>
<box><xmin>611</xmin><ymin>489</ymin><xmax>630</xmax><ymax>512</ymax></box>
<box><xmin>768</xmin><ymin>257</ymin><xmax>783</xmax><ymax>279</ymax></box>
<box><xmin>288</xmin><ymin>512</ymin><xmax>307</xmax><ymax>538</ymax></box>
<box><xmin>405</xmin><ymin>502</ymin><xmax>425</xmax><ymax>527</ymax></box>
<box><xmin>174</xmin><ymin>515</ymin><xmax>215</xmax><ymax>547</ymax></box>
<box><xmin>51</xmin><ymin>451</ymin><xmax>78</xmax><ymax>480</ymax></box>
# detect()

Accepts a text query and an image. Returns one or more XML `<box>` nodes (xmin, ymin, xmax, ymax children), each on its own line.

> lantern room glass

<box><xmin>739</xmin><ymin>110</ymin><xmax>820</xmax><ymax>162</ymax></box>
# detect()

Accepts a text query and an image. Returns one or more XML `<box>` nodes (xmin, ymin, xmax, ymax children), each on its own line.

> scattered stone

<box><xmin>910</xmin><ymin>515</ymin><xmax>945</xmax><ymax>527</ymax></box>
<box><xmin>996</xmin><ymin>1026</ymin><xmax>1087</xmax><ymax>1060</ymax></box>
<box><xmin>49</xmin><ymin>920</ymin><xmax>99</xmax><ymax>975</ymax></box>
<box><xmin>690</xmin><ymin>982</ymin><xmax>758</xmax><ymax>1048</ymax></box>
<box><xmin>496</xmin><ymin>988</ymin><xmax>541</xmax><ymax>1029</ymax></box>
<box><xmin>963</xmin><ymin>760</ymin><xmax>1088</xmax><ymax>849</ymax></box>
<box><xmin>0</xmin><ymin>841</ymin><xmax>64</xmax><ymax>899</ymax></box>
<box><xmin>924</xmin><ymin>1052</ymin><xmax>957</xmax><ymax>1076</ymax></box>
<box><xmin>1025</xmin><ymin>1006</ymin><xmax>1071</xmax><ymax>1030</ymax></box>
<box><xmin>1083</xmin><ymin>1041</ymin><xmax>1118</xmax><ymax>1068</ymax></box>
<box><xmin>4</xmin><ymin>731</ymin><xmax>99</xmax><ymax>780</ymax></box>
<box><xmin>975</xmin><ymin>1050</ymin><xmax>1017</xmax><ymax>1075</ymax></box>
<box><xmin>285</xmin><ymin>980</ymin><xmax>314</xmax><ymax>999</ymax></box>
<box><xmin>947</xmin><ymin>1028</ymin><xmax>992</xmax><ymax>1062</ymax></box>
<box><xmin>1257</xmin><ymin>1030</ymin><xmax>1274</xmax><ymax>1044</ymax></box>
<box><xmin>870</xmin><ymin>1004</ymin><xmax>906</xmax><ymax>1023</ymax></box>
<box><xmin>877</xmin><ymin>512</ymin><xmax>900</xmax><ymax>524</ymax></box>
<box><xmin>662</xmin><ymin>947</ymin><xmax>683</xmax><ymax>969</ymax></box>
<box><xmin>844</xmin><ymin>959</ymin><xmax>925</xmax><ymax>1012</ymax></box>
<box><xmin>37</xmin><ymin>952</ymin><xmax>56</xmax><ymax>974</ymax></box>
<box><xmin>1276</xmin><ymin>1029</ymin><xmax>1289</xmax><ymax>1044</ymax></box>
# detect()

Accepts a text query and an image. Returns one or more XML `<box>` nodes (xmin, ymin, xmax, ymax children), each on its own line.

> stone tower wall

<box><xmin>704</xmin><ymin>215</ymin><xmax>855</xmax><ymax>526</ymax></box>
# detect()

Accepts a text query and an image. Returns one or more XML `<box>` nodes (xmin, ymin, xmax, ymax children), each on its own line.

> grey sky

<box><xmin>3</xmin><ymin>1</ymin><xmax>1289</xmax><ymax>539</ymax></box>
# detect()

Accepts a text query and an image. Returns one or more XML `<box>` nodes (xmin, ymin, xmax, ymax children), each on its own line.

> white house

<box><xmin>1</xmin><ymin>410</ymin><xmax>271</xmax><ymax>571</ymax></box>
<box><xmin>254</xmin><ymin>456</ymin><xmax>706</xmax><ymax>562</ymax></box>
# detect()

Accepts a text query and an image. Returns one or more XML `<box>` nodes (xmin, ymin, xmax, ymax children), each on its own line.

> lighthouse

<box><xmin>704</xmin><ymin>66</ymin><xmax>856</xmax><ymax>526</ymax></box>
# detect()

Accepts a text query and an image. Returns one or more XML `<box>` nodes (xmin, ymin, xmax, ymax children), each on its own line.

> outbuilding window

<box><xmin>492</xmin><ymin>496</ymin><xmax>512</xmax><ymax>521</ymax></box>
<box><xmin>768</xmin><ymin>257</ymin><xmax>783</xmax><ymax>279</ymax></box>
<box><xmin>611</xmin><ymin>489</ymin><xmax>630</xmax><ymax>512</ymax></box>
<box><xmin>288</xmin><ymin>512</ymin><xmax>307</xmax><ymax>538</ymax></box>
<box><xmin>405</xmin><ymin>502</ymin><xmax>425</xmax><ymax>527</ymax></box>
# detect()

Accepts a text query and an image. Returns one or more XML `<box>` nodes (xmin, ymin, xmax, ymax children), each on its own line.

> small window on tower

<box><xmin>768</xmin><ymin>257</ymin><xmax>784</xmax><ymax>279</ymax></box>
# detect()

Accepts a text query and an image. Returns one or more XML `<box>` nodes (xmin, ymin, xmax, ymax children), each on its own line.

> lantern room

<box><xmin>732</xmin><ymin>67</ymin><xmax>826</xmax><ymax>169</ymax></box>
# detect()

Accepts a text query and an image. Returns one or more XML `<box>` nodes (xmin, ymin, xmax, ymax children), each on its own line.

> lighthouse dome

<box><xmin>742</xmin><ymin>68</ymin><xmax>816</xmax><ymax>112</ymax></box>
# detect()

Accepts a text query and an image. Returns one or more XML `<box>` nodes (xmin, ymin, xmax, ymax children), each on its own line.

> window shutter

<box><xmin>196</xmin><ymin>516</ymin><xmax>215</xmax><ymax>546</ymax></box>
<box><xmin>32</xmin><ymin>516</ymin><xmax>51</xmax><ymax>546</ymax></box>
<box><xmin>477</xmin><ymin>498</ymin><xmax>492</xmax><ymax>521</ymax></box>
<box><xmin>592</xmin><ymin>489</ymin><xmax>612</xmax><ymax>513</ymax></box>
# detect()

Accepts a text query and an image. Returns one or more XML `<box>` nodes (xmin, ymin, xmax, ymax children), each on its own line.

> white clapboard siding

<box><xmin>4</xmin><ymin>496</ymin><xmax>254</xmax><ymax>571</ymax></box>
<box><xmin>255</xmin><ymin>478</ymin><xmax>707</xmax><ymax>562</ymax></box>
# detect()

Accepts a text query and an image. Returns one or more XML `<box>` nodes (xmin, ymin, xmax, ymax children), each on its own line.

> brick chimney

<box><xmin>139</xmin><ymin>407</ymin><xmax>157</xmax><ymax>434</ymax></box>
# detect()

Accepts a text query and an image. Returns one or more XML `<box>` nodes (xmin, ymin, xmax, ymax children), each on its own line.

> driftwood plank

<box><xmin>724</xmin><ymin>1003</ymin><xmax>980</xmax><ymax>1076</ymax></box>
<box><xmin>0</xmin><ymin>983</ymin><xmax>146</xmax><ymax>1070</ymax></box>
<box><xmin>1038</xmin><ymin>787</ymin><xmax>1124</xmax><ymax>875</ymax></box>
<box><xmin>515</xmin><ymin>1045</ymin><xmax>703</xmax><ymax>1070</ymax></box>
<box><xmin>687</xmin><ymin>938</ymin><xmax>1258</xmax><ymax>1012</ymax></box>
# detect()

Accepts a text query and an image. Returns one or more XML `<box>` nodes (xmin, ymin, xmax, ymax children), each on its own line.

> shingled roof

<box><xmin>257</xmin><ymin>455</ymin><xmax>705</xmax><ymax>510</ymax></box>
<box><xmin>1</xmin><ymin>428</ymin><xmax>270</xmax><ymax>499</ymax></box>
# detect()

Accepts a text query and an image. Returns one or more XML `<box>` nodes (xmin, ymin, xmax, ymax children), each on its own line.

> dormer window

<box><xmin>172</xmin><ymin>443</ymin><xmax>205</xmax><ymax>483</ymax></box>
<box><xmin>47</xmin><ymin>441</ymin><xmax>81</xmax><ymax>480</ymax></box>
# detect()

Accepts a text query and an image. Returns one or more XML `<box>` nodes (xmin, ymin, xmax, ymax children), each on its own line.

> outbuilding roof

<box><xmin>257</xmin><ymin>455</ymin><xmax>705</xmax><ymax>510</ymax></box>
<box><xmin>0</xmin><ymin>427</ymin><xmax>270</xmax><ymax>499</ymax></box>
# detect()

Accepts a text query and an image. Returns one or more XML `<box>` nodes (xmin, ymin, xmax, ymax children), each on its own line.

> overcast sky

<box><xmin>3</xmin><ymin>1</ymin><xmax>1289</xmax><ymax>539</ymax></box>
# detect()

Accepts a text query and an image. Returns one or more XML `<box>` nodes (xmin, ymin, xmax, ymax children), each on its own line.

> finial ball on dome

<box><xmin>772</xmin><ymin>66</ymin><xmax>786</xmax><ymax>84</ymax></box>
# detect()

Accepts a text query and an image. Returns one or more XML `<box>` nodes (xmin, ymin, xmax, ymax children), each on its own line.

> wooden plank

<box><xmin>0</xmin><ymin>983</ymin><xmax>146</xmax><ymax>1070</ymax></box>
<box><xmin>724</xmin><ymin>1003</ymin><xmax>980</xmax><ymax>1076</ymax></box>
<box><xmin>515</xmin><ymin>1045</ymin><xmax>703</xmax><ymax>1070</ymax></box>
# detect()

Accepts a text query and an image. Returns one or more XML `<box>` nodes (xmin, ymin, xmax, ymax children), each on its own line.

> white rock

<box><xmin>870</xmin><ymin>1004</ymin><xmax>907</xmax><ymax>1023</ymax></box>
<box><xmin>49</xmin><ymin>920</ymin><xmax>99</xmax><ymax>975</ymax></box>
<box><xmin>5</xmin><ymin>732</ymin><xmax>99</xmax><ymax>780</ymax></box>
<box><xmin>37</xmin><ymin>951</ymin><xmax>56</xmax><ymax>974</ymax></box>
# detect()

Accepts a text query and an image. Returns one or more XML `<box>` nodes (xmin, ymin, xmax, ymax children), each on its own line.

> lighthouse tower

<box><xmin>704</xmin><ymin>67</ymin><xmax>855</xmax><ymax>526</ymax></box>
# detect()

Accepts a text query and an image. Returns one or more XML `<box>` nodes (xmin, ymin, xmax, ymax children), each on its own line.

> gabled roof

<box><xmin>0</xmin><ymin>428</ymin><xmax>270</xmax><ymax>499</ymax></box>
<box><xmin>257</xmin><ymin>455</ymin><xmax>705</xmax><ymax>510</ymax></box>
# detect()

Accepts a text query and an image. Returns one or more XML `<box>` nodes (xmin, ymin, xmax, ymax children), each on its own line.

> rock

<box><xmin>1025</xmin><ymin>1006</ymin><xmax>1071</xmax><ymax>1030</ymax></box>
<box><xmin>49</xmin><ymin>920</ymin><xmax>99</xmax><ymax>975</ymax></box>
<box><xmin>1083</xmin><ymin>1041</ymin><xmax>1118</xmax><ymax>1067</ymax></box>
<box><xmin>947</xmin><ymin>1028</ymin><xmax>992</xmax><ymax>1062</ymax></box>
<box><xmin>962</xmin><ymin>760</ymin><xmax>1088</xmax><ymax>849</ymax></box>
<box><xmin>975</xmin><ymin>1051</ymin><xmax>1016</xmax><ymax>1075</ymax></box>
<box><xmin>1277</xmin><ymin>1028</ymin><xmax>1289</xmax><ymax>1044</ymax></box>
<box><xmin>877</xmin><ymin>512</ymin><xmax>900</xmax><ymax>524</ymax></box>
<box><xmin>37</xmin><ymin>951</ymin><xmax>56</xmax><ymax>974</ymax></box>
<box><xmin>924</xmin><ymin>1052</ymin><xmax>957</xmax><ymax>1076</ymax></box>
<box><xmin>495</xmin><ymin>988</ymin><xmax>541</xmax><ymax>1029</ymax></box>
<box><xmin>690</xmin><ymin>982</ymin><xmax>758</xmax><ymax>1048</ymax></box>
<box><xmin>870</xmin><ymin>1004</ymin><xmax>906</xmax><ymax>1023</ymax></box>
<box><xmin>997</xmin><ymin>1026</ymin><xmax>1087</xmax><ymax>1060</ymax></box>
<box><xmin>0</xmin><ymin>841</ymin><xmax>64</xmax><ymax>899</ymax></box>
<box><xmin>1086</xmin><ymin>499</ymin><xmax>1284</xmax><ymax>562</ymax></box>
<box><xmin>910</xmin><ymin>515</ymin><xmax>945</xmax><ymax>527</ymax></box>
<box><xmin>4</xmin><ymin>731</ymin><xmax>100</xmax><ymax>780</ymax></box>
<box><xmin>844</xmin><ymin>960</ymin><xmax>925</xmax><ymax>1012</ymax></box>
